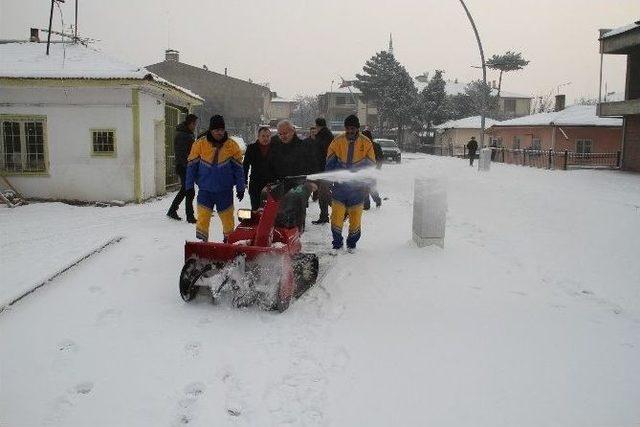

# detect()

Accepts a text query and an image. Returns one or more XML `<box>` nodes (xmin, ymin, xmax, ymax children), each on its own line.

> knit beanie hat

<box><xmin>209</xmin><ymin>115</ymin><xmax>225</xmax><ymax>130</ymax></box>
<box><xmin>344</xmin><ymin>114</ymin><xmax>360</xmax><ymax>128</ymax></box>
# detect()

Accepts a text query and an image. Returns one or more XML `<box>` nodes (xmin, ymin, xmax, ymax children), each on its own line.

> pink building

<box><xmin>488</xmin><ymin>104</ymin><xmax>622</xmax><ymax>153</ymax></box>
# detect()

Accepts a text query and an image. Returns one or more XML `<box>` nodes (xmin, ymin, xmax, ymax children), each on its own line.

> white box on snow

<box><xmin>478</xmin><ymin>147</ymin><xmax>492</xmax><ymax>171</ymax></box>
<box><xmin>412</xmin><ymin>178</ymin><xmax>447</xmax><ymax>248</ymax></box>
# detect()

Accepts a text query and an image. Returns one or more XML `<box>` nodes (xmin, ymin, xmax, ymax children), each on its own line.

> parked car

<box><xmin>375</xmin><ymin>138</ymin><xmax>401</xmax><ymax>163</ymax></box>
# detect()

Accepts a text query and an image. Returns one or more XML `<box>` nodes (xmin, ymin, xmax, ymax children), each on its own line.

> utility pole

<box><xmin>458</xmin><ymin>0</ymin><xmax>487</xmax><ymax>149</ymax></box>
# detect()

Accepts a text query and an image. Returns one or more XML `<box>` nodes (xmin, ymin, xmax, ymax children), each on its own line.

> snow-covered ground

<box><xmin>1</xmin><ymin>154</ymin><xmax>640</xmax><ymax>426</ymax></box>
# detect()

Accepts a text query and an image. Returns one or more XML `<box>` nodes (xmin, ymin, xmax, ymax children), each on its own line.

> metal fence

<box><xmin>423</xmin><ymin>144</ymin><xmax>621</xmax><ymax>170</ymax></box>
<box><xmin>489</xmin><ymin>148</ymin><xmax>621</xmax><ymax>170</ymax></box>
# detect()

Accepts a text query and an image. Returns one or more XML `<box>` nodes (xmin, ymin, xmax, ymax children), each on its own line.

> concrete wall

<box><xmin>622</xmin><ymin>114</ymin><xmax>640</xmax><ymax>171</ymax></box>
<box><xmin>0</xmin><ymin>85</ymin><xmax>135</xmax><ymax>201</ymax></box>
<box><xmin>138</xmin><ymin>90</ymin><xmax>165</xmax><ymax>199</ymax></box>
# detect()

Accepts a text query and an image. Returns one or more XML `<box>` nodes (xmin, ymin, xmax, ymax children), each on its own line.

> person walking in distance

<box><xmin>243</xmin><ymin>126</ymin><xmax>274</xmax><ymax>210</ymax></box>
<box><xmin>167</xmin><ymin>114</ymin><xmax>198</xmax><ymax>223</ymax></box>
<box><xmin>185</xmin><ymin>115</ymin><xmax>245</xmax><ymax>242</ymax></box>
<box><xmin>467</xmin><ymin>136</ymin><xmax>478</xmax><ymax>166</ymax></box>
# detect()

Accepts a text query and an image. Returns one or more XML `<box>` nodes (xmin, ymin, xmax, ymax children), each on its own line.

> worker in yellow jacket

<box><xmin>325</xmin><ymin>115</ymin><xmax>376</xmax><ymax>252</ymax></box>
<box><xmin>185</xmin><ymin>115</ymin><xmax>245</xmax><ymax>242</ymax></box>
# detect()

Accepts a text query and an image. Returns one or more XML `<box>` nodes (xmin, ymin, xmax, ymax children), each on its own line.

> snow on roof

<box><xmin>491</xmin><ymin>105</ymin><xmax>622</xmax><ymax>127</ymax></box>
<box><xmin>0</xmin><ymin>42</ymin><xmax>203</xmax><ymax>101</ymax></box>
<box><xmin>435</xmin><ymin>115</ymin><xmax>500</xmax><ymax>130</ymax></box>
<box><xmin>271</xmin><ymin>96</ymin><xmax>298</xmax><ymax>104</ymax></box>
<box><xmin>415</xmin><ymin>79</ymin><xmax>531</xmax><ymax>99</ymax></box>
<box><xmin>601</xmin><ymin>22</ymin><xmax>640</xmax><ymax>39</ymax></box>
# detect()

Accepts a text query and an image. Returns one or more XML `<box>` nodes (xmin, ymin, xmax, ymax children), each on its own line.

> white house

<box><xmin>435</xmin><ymin>116</ymin><xmax>500</xmax><ymax>155</ymax></box>
<box><xmin>0</xmin><ymin>41</ymin><xmax>202</xmax><ymax>203</ymax></box>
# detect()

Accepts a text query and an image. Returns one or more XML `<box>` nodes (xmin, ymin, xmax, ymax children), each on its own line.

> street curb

<box><xmin>0</xmin><ymin>236</ymin><xmax>125</xmax><ymax>314</ymax></box>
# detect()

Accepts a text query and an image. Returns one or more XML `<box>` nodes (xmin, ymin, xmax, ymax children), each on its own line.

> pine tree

<box><xmin>354</xmin><ymin>51</ymin><xmax>418</xmax><ymax>139</ymax></box>
<box><xmin>418</xmin><ymin>70</ymin><xmax>448</xmax><ymax>129</ymax></box>
<box><xmin>486</xmin><ymin>51</ymin><xmax>529</xmax><ymax>99</ymax></box>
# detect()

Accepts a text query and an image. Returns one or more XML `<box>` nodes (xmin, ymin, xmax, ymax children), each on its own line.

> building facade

<box><xmin>0</xmin><ymin>41</ymin><xmax>202</xmax><ymax>203</ymax></box>
<box><xmin>147</xmin><ymin>50</ymin><xmax>271</xmax><ymax>141</ymax></box>
<box><xmin>488</xmin><ymin>105</ymin><xmax>622</xmax><ymax>153</ymax></box>
<box><xmin>435</xmin><ymin>116</ymin><xmax>500</xmax><ymax>154</ymax></box>
<box><xmin>318</xmin><ymin>88</ymin><xmax>377</xmax><ymax>131</ymax></box>
<box><xmin>597</xmin><ymin>23</ymin><xmax>640</xmax><ymax>172</ymax></box>
<box><xmin>268</xmin><ymin>96</ymin><xmax>298</xmax><ymax>124</ymax></box>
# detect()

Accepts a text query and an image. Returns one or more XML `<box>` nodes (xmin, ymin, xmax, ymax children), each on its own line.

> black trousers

<box><xmin>249</xmin><ymin>181</ymin><xmax>267</xmax><ymax>211</ymax></box>
<box><xmin>316</xmin><ymin>180</ymin><xmax>331</xmax><ymax>220</ymax></box>
<box><xmin>469</xmin><ymin>150</ymin><xmax>477</xmax><ymax>166</ymax></box>
<box><xmin>363</xmin><ymin>188</ymin><xmax>382</xmax><ymax>209</ymax></box>
<box><xmin>169</xmin><ymin>165</ymin><xmax>195</xmax><ymax>217</ymax></box>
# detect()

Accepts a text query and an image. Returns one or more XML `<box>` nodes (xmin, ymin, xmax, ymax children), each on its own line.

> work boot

<box><xmin>346</xmin><ymin>246</ymin><xmax>356</xmax><ymax>254</ymax></box>
<box><xmin>167</xmin><ymin>210</ymin><xmax>181</xmax><ymax>221</ymax></box>
<box><xmin>312</xmin><ymin>217</ymin><xmax>329</xmax><ymax>225</ymax></box>
<box><xmin>186</xmin><ymin>215</ymin><xmax>197</xmax><ymax>224</ymax></box>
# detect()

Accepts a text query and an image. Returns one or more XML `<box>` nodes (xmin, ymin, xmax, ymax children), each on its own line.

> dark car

<box><xmin>375</xmin><ymin>138</ymin><xmax>401</xmax><ymax>163</ymax></box>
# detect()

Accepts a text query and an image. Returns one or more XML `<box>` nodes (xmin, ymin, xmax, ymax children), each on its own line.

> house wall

<box><xmin>622</xmin><ymin>114</ymin><xmax>640</xmax><ymax>171</ymax></box>
<box><xmin>268</xmin><ymin>102</ymin><xmax>296</xmax><ymax>122</ymax></box>
<box><xmin>0</xmin><ymin>85</ymin><xmax>135</xmax><ymax>201</ymax></box>
<box><xmin>138</xmin><ymin>90</ymin><xmax>166</xmax><ymax>200</ymax></box>
<box><xmin>488</xmin><ymin>126</ymin><xmax>622</xmax><ymax>152</ymax></box>
<box><xmin>436</xmin><ymin>128</ymin><xmax>482</xmax><ymax>151</ymax></box>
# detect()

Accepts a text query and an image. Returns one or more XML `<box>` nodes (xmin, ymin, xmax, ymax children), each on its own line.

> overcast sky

<box><xmin>1</xmin><ymin>0</ymin><xmax>638</xmax><ymax>102</ymax></box>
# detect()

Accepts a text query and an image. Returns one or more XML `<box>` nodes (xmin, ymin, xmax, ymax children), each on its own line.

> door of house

<box><xmin>164</xmin><ymin>105</ymin><xmax>185</xmax><ymax>188</ymax></box>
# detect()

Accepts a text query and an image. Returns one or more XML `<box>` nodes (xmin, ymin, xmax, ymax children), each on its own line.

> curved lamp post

<box><xmin>459</xmin><ymin>0</ymin><xmax>487</xmax><ymax>149</ymax></box>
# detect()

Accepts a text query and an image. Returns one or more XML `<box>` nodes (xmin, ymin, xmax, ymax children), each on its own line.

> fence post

<box><xmin>616</xmin><ymin>150</ymin><xmax>621</xmax><ymax>168</ymax></box>
<box><xmin>563</xmin><ymin>150</ymin><xmax>568</xmax><ymax>170</ymax></box>
<box><xmin>522</xmin><ymin>149</ymin><xmax>526</xmax><ymax>166</ymax></box>
<box><xmin>548</xmin><ymin>149</ymin><xmax>552</xmax><ymax>169</ymax></box>
<box><xmin>502</xmin><ymin>148</ymin><xmax>505</xmax><ymax>163</ymax></box>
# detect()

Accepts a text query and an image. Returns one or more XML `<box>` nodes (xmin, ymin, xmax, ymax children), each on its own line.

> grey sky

<box><xmin>1</xmin><ymin>0</ymin><xmax>638</xmax><ymax>102</ymax></box>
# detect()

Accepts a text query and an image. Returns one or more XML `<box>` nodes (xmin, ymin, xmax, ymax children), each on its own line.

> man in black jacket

<box><xmin>167</xmin><ymin>114</ymin><xmax>198</xmax><ymax>222</ymax></box>
<box><xmin>467</xmin><ymin>136</ymin><xmax>478</xmax><ymax>166</ymax></box>
<box><xmin>243</xmin><ymin>126</ymin><xmax>274</xmax><ymax>210</ymax></box>
<box><xmin>311</xmin><ymin>118</ymin><xmax>334</xmax><ymax>224</ymax></box>
<box><xmin>269</xmin><ymin>120</ymin><xmax>314</xmax><ymax>182</ymax></box>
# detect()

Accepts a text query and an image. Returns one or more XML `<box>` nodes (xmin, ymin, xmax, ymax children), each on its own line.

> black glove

<box><xmin>236</xmin><ymin>189</ymin><xmax>244</xmax><ymax>201</ymax></box>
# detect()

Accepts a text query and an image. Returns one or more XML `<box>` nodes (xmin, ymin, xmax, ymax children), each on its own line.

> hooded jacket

<box><xmin>185</xmin><ymin>132</ymin><xmax>245</xmax><ymax>193</ymax></box>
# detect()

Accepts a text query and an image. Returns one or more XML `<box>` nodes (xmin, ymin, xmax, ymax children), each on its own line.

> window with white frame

<box><xmin>91</xmin><ymin>129</ymin><xmax>116</xmax><ymax>155</ymax></box>
<box><xmin>0</xmin><ymin>116</ymin><xmax>47</xmax><ymax>173</ymax></box>
<box><xmin>576</xmin><ymin>139</ymin><xmax>592</xmax><ymax>154</ymax></box>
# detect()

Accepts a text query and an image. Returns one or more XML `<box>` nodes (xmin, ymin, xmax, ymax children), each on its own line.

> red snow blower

<box><xmin>179</xmin><ymin>178</ymin><xmax>319</xmax><ymax>312</ymax></box>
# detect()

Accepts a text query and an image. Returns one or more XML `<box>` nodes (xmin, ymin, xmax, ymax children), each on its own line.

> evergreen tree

<box><xmin>447</xmin><ymin>80</ymin><xmax>497</xmax><ymax>120</ymax></box>
<box><xmin>418</xmin><ymin>70</ymin><xmax>449</xmax><ymax>129</ymax></box>
<box><xmin>486</xmin><ymin>51</ymin><xmax>530</xmax><ymax>98</ymax></box>
<box><xmin>354</xmin><ymin>51</ymin><xmax>418</xmax><ymax>139</ymax></box>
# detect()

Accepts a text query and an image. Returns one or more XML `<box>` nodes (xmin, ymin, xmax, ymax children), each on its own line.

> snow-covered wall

<box><xmin>0</xmin><ymin>85</ymin><xmax>171</xmax><ymax>202</ymax></box>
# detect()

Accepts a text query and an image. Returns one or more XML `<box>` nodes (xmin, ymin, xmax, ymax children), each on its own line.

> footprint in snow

<box><xmin>57</xmin><ymin>339</ymin><xmax>77</xmax><ymax>352</ymax></box>
<box><xmin>184</xmin><ymin>341</ymin><xmax>201</xmax><ymax>358</ymax></box>
<box><xmin>88</xmin><ymin>285</ymin><xmax>103</xmax><ymax>294</ymax></box>
<box><xmin>174</xmin><ymin>383</ymin><xmax>206</xmax><ymax>426</ymax></box>
<box><xmin>95</xmin><ymin>308</ymin><xmax>122</xmax><ymax>326</ymax></box>
<box><xmin>221</xmin><ymin>371</ymin><xmax>246</xmax><ymax>417</ymax></box>
<box><xmin>42</xmin><ymin>382</ymin><xmax>94</xmax><ymax>425</ymax></box>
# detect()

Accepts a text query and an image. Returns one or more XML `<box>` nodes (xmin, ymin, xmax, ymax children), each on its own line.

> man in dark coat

<box><xmin>243</xmin><ymin>126</ymin><xmax>274</xmax><ymax>210</ymax></box>
<box><xmin>311</xmin><ymin>118</ymin><xmax>334</xmax><ymax>224</ymax></box>
<box><xmin>269</xmin><ymin>120</ymin><xmax>314</xmax><ymax>183</ymax></box>
<box><xmin>167</xmin><ymin>114</ymin><xmax>198</xmax><ymax>222</ymax></box>
<box><xmin>467</xmin><ymin>136</ymin><xmax>478</xmax><ymax>166</ymax></box>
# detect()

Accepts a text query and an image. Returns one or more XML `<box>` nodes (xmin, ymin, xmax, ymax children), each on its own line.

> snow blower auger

<box><xmin>179</xmin><ymin>178</ymin><xmax>319</xmax><ymax>312</ymax></box>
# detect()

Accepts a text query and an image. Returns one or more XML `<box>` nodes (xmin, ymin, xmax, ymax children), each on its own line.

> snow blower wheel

<box><xmin>179</xmin><ymin>259</ymin><xmax>211</xmax><ymax>302</ymax></box>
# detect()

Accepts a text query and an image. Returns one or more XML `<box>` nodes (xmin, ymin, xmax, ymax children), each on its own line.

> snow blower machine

<box><xmin>179</xmin><ymin>178</ymin><xmax>319</xmax><ymax>312</ymax></box>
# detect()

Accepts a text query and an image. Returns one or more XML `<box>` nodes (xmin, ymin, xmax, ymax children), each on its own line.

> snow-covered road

<box><xmin>2</xmin><ymin>155</ymin><xmax>640</xmax><ymax>426</ymax></box>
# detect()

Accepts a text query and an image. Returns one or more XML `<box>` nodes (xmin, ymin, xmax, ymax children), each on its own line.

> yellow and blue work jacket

<box><xmin>185</xmin><ymin>136</ymin><xmax>245</xmax><ymax>194</ymax></box>
<box><xmin>326</xmin><ymin>133</ymin><xmax>376</xmax><ymax>173</ymax></box>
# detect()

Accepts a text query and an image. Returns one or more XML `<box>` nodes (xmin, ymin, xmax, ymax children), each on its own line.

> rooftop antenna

<box><xmin>46</xmin><ymin>0</ymin><xmax>65</xmax><ymax>54</ymax></box>
<box><xmin>74</xmin><ymin>0</ymin><xmax>78</xmax><ymax>39</ymax></box>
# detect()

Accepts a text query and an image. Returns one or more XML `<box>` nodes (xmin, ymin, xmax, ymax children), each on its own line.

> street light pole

<box><xmin>458</xmin><ymin>0</ymin><xmax>487</xmax><ymax>149</ymax></box>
